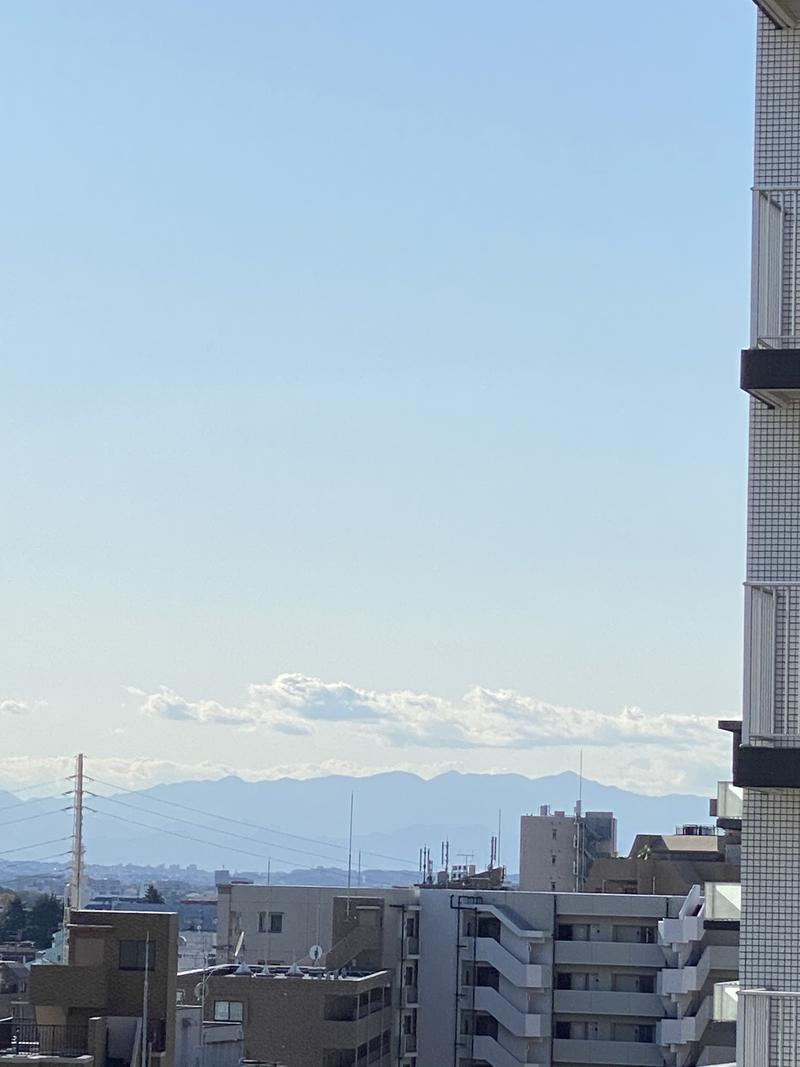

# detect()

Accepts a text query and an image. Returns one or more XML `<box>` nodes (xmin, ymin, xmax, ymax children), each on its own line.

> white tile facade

<box><xmin>741</xmin><ymin>13</ymin><xmax>800</xmax><ymax>1067</ymax></box>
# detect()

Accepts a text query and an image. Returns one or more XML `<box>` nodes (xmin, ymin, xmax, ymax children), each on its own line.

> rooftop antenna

<box><xmin>574</xmin><ymin>749</ymin><xmax>584</xmax><ymax>892</ymax></box>
<box><xmin>497</xmin><ymin>809</ymin><xmax>502</xmax><ymax>868</ymax></box>
<box><xmin>233</xmin><ymin>931</ymin><xmax>249</xmax><ymax>974</ymax></box>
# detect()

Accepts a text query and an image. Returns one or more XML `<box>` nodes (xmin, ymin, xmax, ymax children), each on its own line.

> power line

<box><xmin>2</xmin><ymin>779</ymin><xmax>72</xmax><ymax>797</ymax></box>
<box><xmin>86</xmin><ymin>807</ymin><xmax>348</xmax><ymax>872</ymax></box>
<box><xmin>87</xmin><ymin>775</ymin><xmax>416</xmax><ymax>868</ymax></box>
<box><xmin>0</xmin><ymin>837</ymin><xmax>72</xmax><ymax>857</ymax></box>
<box><xmin>87</xmin><ymin>792</ymin><xmax>355</xmax><ymax>866</ymax></box>
<box><xmin>0</xmin><ymin>808</ymin><xmax>70</xmax><ymax>830</ymax></box>
<box><xmin>0</xmin><ymin>793</ymin><xmax>69</xmax><ymax>818</ymax></box>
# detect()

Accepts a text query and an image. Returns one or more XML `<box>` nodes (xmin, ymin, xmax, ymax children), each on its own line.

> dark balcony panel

<box><xmin>741</xmin><ymin>347</ymin><xmax>800</xmax><ymax>405</ymax></box>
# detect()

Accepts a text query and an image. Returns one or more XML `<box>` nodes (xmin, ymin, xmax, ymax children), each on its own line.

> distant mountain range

<box><xmin>0</xmin><ymin>771</ymin><xmax>712</xmax><ymax>880</ymax></box>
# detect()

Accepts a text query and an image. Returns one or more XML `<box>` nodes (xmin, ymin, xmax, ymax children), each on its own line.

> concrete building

<box><xmin>178</xmin><ymin>966</ymin><xmax>393</xmax><ymax>1067</ymax></box>
<box><xmin>726</xmin><ymin>2</ymin><xmax>800</xmax><ymax>1062</ymax></box>
<box><xmin>419</xmin><ymin>888</ymin><xmax>683</xmax><ymax>1067</ymax></box>
<box><xmin>217</xmin><ymin>879</ymin><xmax>708</xmax><ymax>1066</ymax></box>
<box><xmin>585</xmin><ymin>825</ymin><xmax>739</xmax><ymax>898</ymax></box>
<box><xmin>213</xmin><ymin>880</ymin><xmax>420</xmax><ymax>1067</ymax></box>
<box><xmin>519</xmin><ymin>806</ymin><xmax>617</xmax><ymax>892</ymax></box>
<box><xmin>0</xmin><ymin>910</ymin><xmax>178</xmax><ymax>1067</ymax></box>
<box><xmin>0</xmin><ymin>964</ymin><xmax>28</xmax><ymax>1024</ymax></box>
<box><xmin>657</xmin><ymin>883</ymin><xmax>739</xmax><ymax>1067</ymax></box>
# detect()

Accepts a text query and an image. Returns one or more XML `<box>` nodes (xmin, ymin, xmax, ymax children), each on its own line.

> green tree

<box><xmin>143</xmin><ymin>884</ymin><xmax>165</xmax><ymax>904</ymax></box>
<box><xmin>25</xmin><ymin>894</ymin><xmax>63</xmax><ymax>950</ymax></box>
<box><xmin>0</xmin><ymin>896</ymin><xmax>26</xmax><ymax>939</ymax></box>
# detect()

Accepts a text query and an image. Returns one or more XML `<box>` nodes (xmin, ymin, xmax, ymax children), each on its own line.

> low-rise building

<box><xmin>178</xmin><ymin>966</ymin><xmax>392</xmax><ymax>1067</ymax></box>
<box><xmin>0</xmin><ymin>910</ymin><xmax>178</xmax><ymax>1067</ymax></box>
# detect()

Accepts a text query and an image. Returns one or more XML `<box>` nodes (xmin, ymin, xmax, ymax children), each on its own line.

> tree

<box><xmin>25</xmin><ymin>894</ymin><xmax>63</xmax><ymax>950</ymax></box>
<box><xmin>143</xmin><ymin>884</ymin><xmax>165</xmax><ymax>904</ymax></box>
<box><xmin>0</xmin><ymin>896</ymin><xmax>26</xmax><ymax>939</ymax></box>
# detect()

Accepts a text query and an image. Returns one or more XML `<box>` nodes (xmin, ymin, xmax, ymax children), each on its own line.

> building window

<box><xmin>119</xmin><ymin>940</ymin><xmax>156</xmax><ymax>971</ymax></box>
<box><xmin>552</xmin><ymin>828</ymin><xmax>557</xmax><ymax>840</ymax></box>
<box><xmin>635</xmin><ymin>1024</ymin><xmax>655</xmax><ymax>1043</ymax></box>
<box><xmin>258</xmin><ymin>912</ymin><xmax>267</xmax><ymax>933</ymax></box>
<box><xmin>268</xmin><ymin>912</ymin><xmax>283</xmax><ymax>934</ymax></box>
<box><xmin>213</xmin><ymin>1001</ymin><xmax>243</xmax><ymax>1022</ymax></box>
<box><xmin>551</xmin><ymin>855</ymin><xmax>557</xmax><ymax>865</ymax></box>
<box><xmin>554</xmin><ymin>1022</ymin><xmax>570</xmax><ymax>1039</ymax></box>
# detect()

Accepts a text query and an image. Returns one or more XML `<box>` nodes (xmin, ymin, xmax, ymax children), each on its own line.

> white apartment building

<box><xmin>658</xmin><ymin>882</ymin><xmax>739</xmax><ymax>1067</ymax></box>
<box><xmin>214</xmin><ymin>878</ymin><xmax>694</xmax><ymax>1067</ymax></box>
<box><xmin>729</xmin><ymin>2</ymin><xmax>800</xmax><ymax>1063</ymax></box>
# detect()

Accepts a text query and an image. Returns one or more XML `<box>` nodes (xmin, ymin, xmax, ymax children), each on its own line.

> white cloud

<box><xmin>132</xmin><ymin>673</ymin><xmax>728</xmax><ymax>753</ymax></box>
<box><xmin>0</xmin><ymin>699</ymin><xmax>33</xmax><ymax>717</ymax></box>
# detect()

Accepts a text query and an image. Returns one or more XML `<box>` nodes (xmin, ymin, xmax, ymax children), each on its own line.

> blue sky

<box><xmin>1</xmin><ymin>1</ymin><xmax>756</xmax><ymax>795</ymax></box>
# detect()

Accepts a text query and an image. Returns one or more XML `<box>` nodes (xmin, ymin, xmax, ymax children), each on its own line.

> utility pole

<box><xmin>65</xmin><ymin>753</ymin><xmax>85</xmax><ymax>963</ymax></box>
<box><xmin>141</xmin><ymin>933</ymin><xmax>150</xmax><ymax>1067</ymax></box>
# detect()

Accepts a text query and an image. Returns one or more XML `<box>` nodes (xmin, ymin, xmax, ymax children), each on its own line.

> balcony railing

<box><xmin>752</xmin><ymin>186</ymin><xmax>800</xmax><ymax>349</ymax></box>
<box><xmin>0</xmin><ymin>1022</ymin><xmax>89</xmax><ymax>1058</ymax></box>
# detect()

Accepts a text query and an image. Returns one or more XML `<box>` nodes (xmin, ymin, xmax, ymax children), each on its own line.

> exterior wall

<box><xmin>177</xmin><ymin>970</ymin><xmax>392</xmax><ymax>1067</ymax></box>
<box><xmin>215</xmin><ymin>883</ymin><xmax>418</xmax><ymax>1067</ymax></box>
<box><xmin>519</xmin><ymin>814</ymin><xmax>578</xmax><ymax>891</ymax></box>
<box><xmin>216</xmin><ymin>883</ymin><xmax>416</xmax><ymax>967</ymax></box>
<box><xmin>739</xmin><ymin>10</ymin><xmax>800</xmax><ymax>1065</ymax></box>
<box><xmin>29</xmin><ymin>911</ymin><xmax>178</xmax><ymax>1067</ymax></box>
<box><xmin>416</xmin><ymin>889</ymin><xmax>682</xmax><ymax>1067</ymax></box>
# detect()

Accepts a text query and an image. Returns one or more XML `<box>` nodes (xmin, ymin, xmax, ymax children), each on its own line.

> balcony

<box><xmin>401</xmin><ymin>1033</ymin><xmax>417</xmax><ymax>1055</ymax></box>
<box><xmin>553</xmin><ymin>989</ymin><xmax>664</xmax><ymax>1018</ymax></box>
<box><xmin>739</xmin><ymin>988</ymin><xmax>800</xmax><ymax>1063</ymax></box>
<box><xmin>713</xmin><ymin>981</ymin><xmax>739</xmax><ymax>1023</ymax></box>
<box><xmin>553</xmin><ymin>940</ymin><xmax>664</xmax><ymax>968</ymax></box>
<box><xmin>705</xmin><ymin>883</ymin><xmax>740</xmax><ymax>924</ymax></box>
<box><xmin>657</xmin><ymin>993</ymin><xmax>714</xmax><ymax>1049</ymax></box>
<box><xmin>552</xmin><ymin>1039</ymin><xmax>664</xmax><ymax>1065</ymax></box>
<box><xmin>403</xmin><ymin>985</ymin><xmax>418</xmax><ymax>1007</ymax></box>
<box><xmin>658</xmin><ymin>944</ymin><xmax>738</xmax><ymax>998</ymax></box>
<box><xmin>0</xmin><ymin>1022</ymin><xmax>88</xmax><ymax>1058</ymax></box>
<box><xmin>715</xmin><ymin>782</ymin><xmax>743</xmax><ymax>825</ymax></box>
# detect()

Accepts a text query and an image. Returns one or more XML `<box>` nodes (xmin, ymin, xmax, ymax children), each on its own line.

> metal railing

<box><xmin>0</xmin><ymin>1022</ymin><xmax>89</xmax><ymax>1058</ymax></box>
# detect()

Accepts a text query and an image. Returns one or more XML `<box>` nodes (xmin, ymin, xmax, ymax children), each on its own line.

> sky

<box><xmin>1</xmin><ymin>1</ymin><xmax>758</xmax><ymax>798</ymax></box>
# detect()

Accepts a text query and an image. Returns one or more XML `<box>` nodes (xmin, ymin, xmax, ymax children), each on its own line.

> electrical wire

<box><xmin>86</xmin><ymin>807</ymin><xmax>348</xmax><ymax>871</ymax></box>
<box><xmin>0</xmin><ymin>808</ymin><xmax>71</xmax><ymax>830</ymax></box>
<box><xmin>87</xmin><ymin>791</ymin><xmax>356</xmax><ymax>866</ymax></box>
<box><xmin>0</xmin><ymin>836</ymin><xmax>72</xmax><ymax>857</ymax></box>
<box><xmin>87</xmin><ymin>774</ymin><xmax>416</xmax><ymax>868</ymax></box>
<box><xmin>1</xmin><ymin>778</ymin><xmax>72</xmax><ymax>796</ymax></box>
<box><xmin>0</xmin><ymin>793</ymin><xmax>69</xmax><ymax>818</ymax></box>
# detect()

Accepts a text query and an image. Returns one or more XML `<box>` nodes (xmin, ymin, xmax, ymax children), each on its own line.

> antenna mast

<box><xmin>347</xmin><ymin>792</ymin><xmax>354</xmax><ymax>892</ymax></box>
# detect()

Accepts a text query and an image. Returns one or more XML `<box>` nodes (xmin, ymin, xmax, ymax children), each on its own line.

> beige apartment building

<box><xmin>519</xmin><ymin>806</ymin><xmax>617</xmax><ymax>891</ymax></box>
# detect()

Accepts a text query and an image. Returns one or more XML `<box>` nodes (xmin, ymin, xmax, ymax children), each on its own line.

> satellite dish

<box><xmin>234</xmin><ymin>931</ymin><xmax>245</xmax><ymax>959</ymax></box>
<box><xmin>309</xmin><ymin>945</ymin><xmax>323</xmax><ymax>963</ymax></box>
